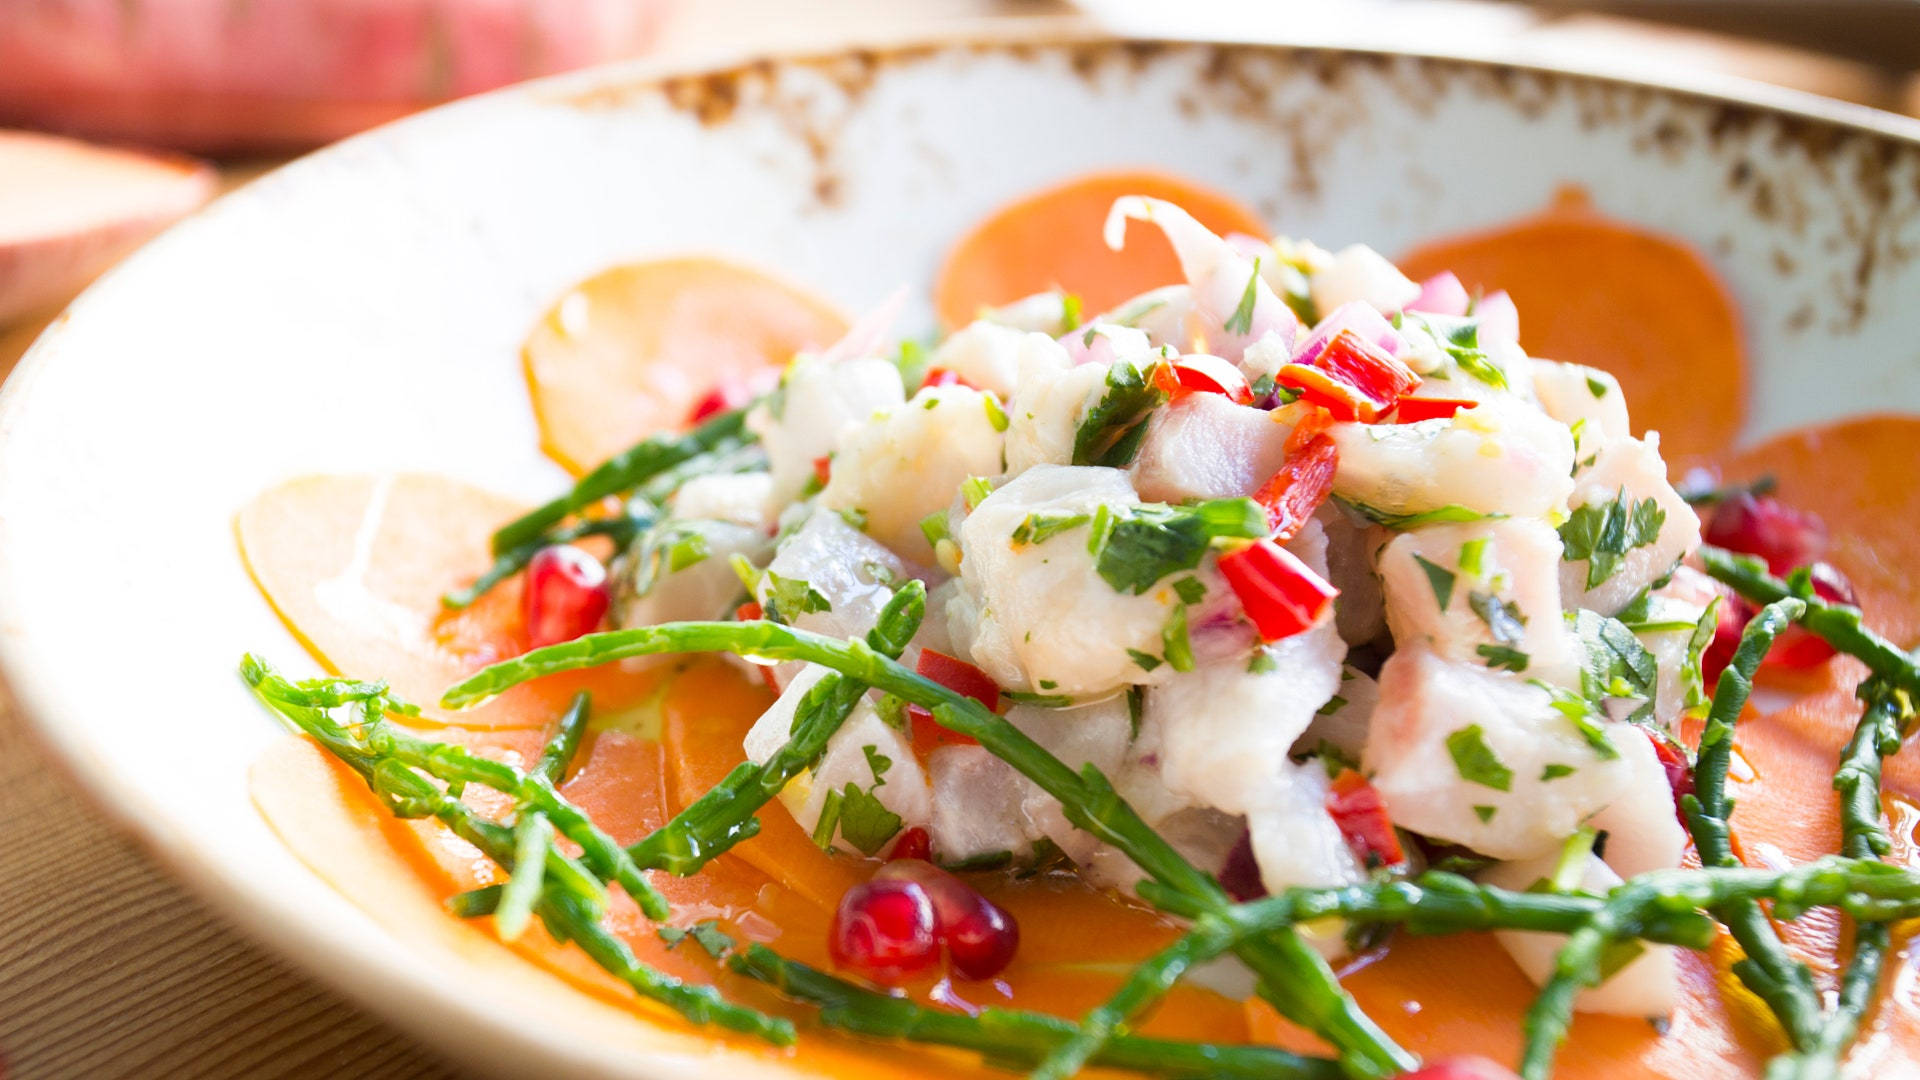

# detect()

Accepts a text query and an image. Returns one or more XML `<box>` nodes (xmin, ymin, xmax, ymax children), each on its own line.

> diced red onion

<box><xmin>1410</xmin><ymin>271</ymin><xmax>1470</xmax><ymax>316</ymax></box>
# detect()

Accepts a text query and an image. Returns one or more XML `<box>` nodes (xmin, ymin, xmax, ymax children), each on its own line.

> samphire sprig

<box><xmin>1701</xmin><ymin>546</ymin><xmax>1920</xmax><ymax>696</ymax></box>
<box><xmin>439</xmin><ymin>618</ymin><xmax>1418</xmax><ymax>1077</ymax></box>
<box><xmin>239</xmin><ymin>656</ymin><xmax>795</xmax><ymax>1044</ymax></box>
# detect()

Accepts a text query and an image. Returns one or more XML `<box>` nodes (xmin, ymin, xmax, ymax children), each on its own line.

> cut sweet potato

<box><xmin>1397</xmin><ymin>187</ymin><xmax>1745</xmax><ymax>466</ymax></box>
<box><xmin>236</xmin><ymin>472</ymin><xmax>661</xmax><ymax>728</ymax></box>
<box><xmin>933</xmin><ymin>170</ymin><xmax>1268</xmax><ymax>331</ymax></box>
<box><xmin>522</xmin><ymin>258</ymin><xmax>848</xmax><ymax>476</ymax></box>
<box><xmin>0</xmin><ymin>0</ymin><xmax>668</xmax><ymax>152</ymax></box>
<box><xmin>0</xmin><ymin>129</ymin><xmax>214</xmax><ymax>323</ymax></box>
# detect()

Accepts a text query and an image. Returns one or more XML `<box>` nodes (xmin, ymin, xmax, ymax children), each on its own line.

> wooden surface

<box><xmin>1</xmin><ymin>2</ymin><xmax>1915</xmax><ymax>1077</ymax></box>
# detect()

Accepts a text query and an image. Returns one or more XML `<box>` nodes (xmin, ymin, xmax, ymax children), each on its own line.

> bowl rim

<box><xmin>4</xmin><ymin>23</ymin><xmax>1919</xmax><ymax>1077</ymax></box>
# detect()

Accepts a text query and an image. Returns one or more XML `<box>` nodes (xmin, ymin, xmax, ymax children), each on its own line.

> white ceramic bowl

<box><xmin>5</xmin><ymin>30</ymin><xmax>1920</xmax><ymax>1079</ymax></box>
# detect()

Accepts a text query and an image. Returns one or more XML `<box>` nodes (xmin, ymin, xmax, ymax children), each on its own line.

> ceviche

<box><xmin>239</xmin><ymin>173</ymin><xmax>1920</xmax><ymax>1080</ymax></box>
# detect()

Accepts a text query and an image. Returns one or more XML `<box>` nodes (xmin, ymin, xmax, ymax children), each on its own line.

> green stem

<box><xmin>241</xmin><ymin>658</ymin><xmax>793</xmax><ymax>1044</ymax></box>
<box><xmin>729</xmin><ymin>945</ymin><xmax>1344</xmax><ymax>1080</ymax></box>
<box><xmin>1682</xmin><ymin>597</ymin><xmax>1823</xmax><ymax>1051</ymax></box>
<box><xmin>490</xmin><ymin>408</ymin><xmax>750</xmax><ymax>555</ymax></box>
<box><xmin>629</xmin><ymin>583</ymin><xmax>925</xmax><ymax>874</ymax></box>
<box><xmin>1767</xmin><ymin>684</ymin><xmax>1913</xmax><ymax>1079</ymax></box>
<box><xmin>442</xmin><ymin>621</ymin><xmax>1415</xmax><ymax>1077</ymax></box>
<box><xmin>1031</xmin><ymin>916</ymin><xmax>1241</xmax><ymax>1080</ymax></box>
<box><xmin>1518</xmin><ymin>896</ymin><xmax>1636</xmax><ymax>1080</ymax></box>
<box><xmin>535</xmin><ymin>691</ymin><xmax>592</xmax><ymax>784</ymax></box>
<box><xmin>1699</xmin><ymin>547</ymin><xmax>1920</xmax><ymax>697</ymax></box>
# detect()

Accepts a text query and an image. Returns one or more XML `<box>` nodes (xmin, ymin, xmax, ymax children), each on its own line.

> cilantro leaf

<box><xmin>1414</xmin><ymin>555</ymin><xmax>1457</xmax><ymax>612</ymax></box>
<box><xmin>812</xmin><ymin>781</ymin><xmax>903</xmax><ymax>857</ymax></box>
<box><xmin>1126</xmin><ymin>648</ymin><xmax>1163</xmax><ymax>672</ymax></box>
<box><xmin>1073</xmin><ymin>362</ymin><xmax>1169</xmax><ymax>467</ymax></box>
<box><xmin>1473</xmin><ymin>805</ymin><xmax>1498</xmax><ymax>823</ymax></box>
<box><xmin>1541</xmin><ymin>763</ymin><xmax>1576</xmax><ymax>781</ymax></box>
<box><xmin>1162</xmin><ymin>604</ymin><xmax>1194</xmax><ymax>673</ymax></box>
<box><xmin>1173</xmin><ymin>576</ymin><xmax>1207</xmax><ymax>605</ymax></box>
<box><xmin>1558</xmin><ymin>488</ymin><xmax>1667</xmax><ymax>589</ymax></box>
<box><xmin>1477</xmin><ymin>644</ymin><xmax>1530</xmax><ymax>672</ymax></box>
<box><xmin>763</xmin><ymin>571</ymin><xmax>831</xmax><ymax>622</ymax></box>
<box><xmin>1568</xmin><ymin>609</ymin><xmax>1657</xmax><ymax>701</ymax></box>
<box><xmin>1533</xmin><ymin>681</ymin><xmax>1621</xmax><ymax>760</ymax></box>
<box><xmin>1224</xmin><ymin>259</ymin><xmax>1262</xmax><ymax>336</ymax></box>
<box><xmin>1446</xmin><ymin>724</ymin><xmax>1513</xmax><ymax>791</ymax></box>
<box><xmin>658</xmin><ymin>920</ymin><xmax>736</xmax><ymax>959</ymax></box>
<box><xmin>1585</xmin><ymin>374</ymin><xmax>1609</xmax><ymax>398</ymax></box>
<box><xmin>1403</xmin><ymin>313</ymin><xmax>1507</xmax><ymax>390</ymax></box>
<box><xmin>1091</xmin><ymin>499</ymin><xmax>1265</xmax><ymax>595</ymax></box>
<box><xmin>1333</xmin><ymin>496</ymin><xmax>1505</xmax><ymax>532</ymax></box>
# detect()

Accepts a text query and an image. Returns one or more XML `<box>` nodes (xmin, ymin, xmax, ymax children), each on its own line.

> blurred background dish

<box><xmin>4</xmin><ymin>4</ymin><xmax>1920</xmax><ymax>1078</ymax></box>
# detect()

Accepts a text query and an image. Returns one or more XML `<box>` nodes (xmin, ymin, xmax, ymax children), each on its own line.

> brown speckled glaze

<box><xmin>547</xmin><ymin>36</ymin><xmax>1920</xmax><ymax>441</ymax></box>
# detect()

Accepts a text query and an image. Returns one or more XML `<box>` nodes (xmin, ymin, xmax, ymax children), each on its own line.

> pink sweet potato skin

<box><xmin>0</xmin><ymin>130</ymin><xmax>216</xmax><ymax>323</ymax></box>
<box><xmin>0</xmin><ymin>0</ymin><xmax>671</xmax><ymax>152</ymax></box>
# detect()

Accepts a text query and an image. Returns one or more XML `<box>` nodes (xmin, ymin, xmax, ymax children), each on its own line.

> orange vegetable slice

<box><xmin>236</xmin><ymin>472</ymin><xmax>662</xmax><ymax>728</ymax></box>
<box><xmin>934</xmin><ymin>170</ymin><xmax>1268</xmax><ymax>330</ymax></box>
<box><xmin>1397</xmin><ymin>187</ymin><xmax>1745</xmax><ymax>466</ymax></box>
<box><xmin>522</xmin><ymin>257</ymin><xmax>848</xmax><ymax>475</ymax></box>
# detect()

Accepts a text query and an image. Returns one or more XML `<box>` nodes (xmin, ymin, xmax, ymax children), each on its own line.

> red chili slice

<box><xmin>1167</xmin><ymin>354</ymin><xmax>1254</xmax><ymax>404</ymax></box>
<box><xmin>1324</xmin><ymin>768</ymin><xmax>1406</xmax><ymax>869</ymax></box>
<box><xmin>1389</xmin><ymin>397</ymin><xmax>1476</xmax><ymax>424</ymax></box>
<box><xmin>1252</xmin><ymin>435</ymin><xmax>1338</xmax><ymax>542</ymax></box>
<box><xmin>920</xmin><ymin>367</ymin><xmax>979</xmax><ymax>390</ymax></box>
<box><xmin>1277</xmin><ymin>328</ymin><xmax>1421</xmax><ymax>422</ymax></box>
<box><xmin>1217</xmin><ymin>539</ymin><xmax>1339</xmax><ymax>641</ymax></box>
<box><xmin>735</xmin><ymin>601</ymin><xmax>764</xmax><ymax>622</ymax></box>
<box><xmin>812</xmin><ymin>455</ymin><xmax>833</xmax><ymax>487</ymax></box>
<box><xmin>905</xmin><ymin>649</ymin><xmax>999</xmax><ymax>756</ymax></box>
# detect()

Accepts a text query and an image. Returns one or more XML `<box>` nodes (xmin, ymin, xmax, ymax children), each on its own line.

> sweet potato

<box><xmin>0</xmin><ymin>129</ymin><xmax>214</xmax><ymax>323</ymax></box>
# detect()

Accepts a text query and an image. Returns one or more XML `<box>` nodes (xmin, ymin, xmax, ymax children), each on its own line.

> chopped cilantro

<box><xmin>1533</xmin><ymin>681</ymin><xmax>1621</xmax><ymax>760</ymax></box>
<box><xmin>836</xmin><ymin>507</ymin><xmax>869</xmax><ymax>531</ymax></box>
<box><xmin>1597</xmin><ymin>939</ymin><xmax>1647</xmax><ymax>980</ymax></box>
<box><xmin>1403</xmin><ymin>313</ymin><xmax>1507</xmax><ymax>390</ymax></box>
<box><xmin>1446</xmin><ymin>724</ymin><xmax>1514</xmax><ymax>791</ymax></box>
<box><xmin>1249</xmin><ymin>373</ymin><xmax>1277</xmax><ymax>401</ymax></box>
<box><xmin>1568</xmin><ymin>609</ymin><xmax>1657</xmax><ymax>701</ymax></box>
<box><xmin>1316</xmin><ymin>695</ymin><xmax>1349</xmax><ymax>716</ymax></box>
<box><xmin>1541</xmin><ymin>763</ymin><xmax>1576</xmax><ymax>781</ymax></box>
<box><xmin>1091</xmin><ymin>499</ymin><xmax>1265</xmax><ymax>595</ymax></box>
<box><xmin>1172</xmin><ymin>576</ymin><xmax>1207</xmax><ymax>605</ymax></box>
<box><xmin>1011</xmin><ymin>511</ymin><xmax>1091</xmax><ymax>546</ymax></box>
<box><xmin>629</xmin><ymin>523</ymin><xmax>714</xmax><ymax>598</ymax></box>
<box><xmin>982</xmin><ymin>392</ymin><xmax>1010</xmax><ymax>432</ymax></box>
<box><xmin>1073</xmin><ymin>362</ymin><xmax>1169</xmax><ymax>467</ymax></box>
<box><xmin>1224</xmin><ymin>259</ymin><xmax>1262</xmax><ymax>336</ymax></box>
<box><xmin>1127</xmin><ymin>685</ymin><xmax>1145</xmax><ymax>739</ymax></box>
<box><xmin>922</xmin><ymin>397</ymin><xmax>940</xmax><ymax>410</ymax></box>
<box><xmin>863</xmin><ymin>744</ymin><xmax>892</xmax><ymax>785</ymax></box>
<box><xmin>893</xmin><ymin>338</ymin><xmax>931</xmax><ymax>393</ymax></box>
<box><xmin>1473</xmin><ymin>805</ymin><xmax>1498</xmax><ymax>823</ymax></box>
<box><xmin>1127</xmin><ymin>648</ymin><xmax>1163</xmax><ymax>672</ymax></box>
<box><xmin>1559</xmin><ymin>488</ymin><xmax>1667</xmax><ymax>589</ymax></box>
<box><xmin>1413</xmin><ymin>554</ymin><xmax>1457</xmax><ymax>612</ymax></box>
<box><xmin>1002</xmin><ymin>690</ymin><xmax>1073</xmax><ymax>708</ymax></box>
<box><xmin>1477</xmin><ymin>644</ymin><xmax>1530</xmax><ymax>672</ymax></box>
<box><xmin>1585</xmin><ymin>374</ymin><xmax>1609</xmax><ymax>398</ymax></box>
<box><xmin>1248</xmin><ymin>647</ymin><xmax>1279</xmax><ymax>675</ymax></box>
<box><xmin>1468</xmin><ymin>591</ymin><xmax>1528</xmax><ymax>646</ymax></box>
<box><xmin>813</xmin><ymin>779</ymin><xmax>903</xmax><ymax>857</ymax></box>
<box><xmin>1162</xmin><ymin>605</ymin><xmax>1194</xmax><ymax>673</ymax></box>
<box><xmin>1333</xmin><ymin>496</ymin><xmax>1505</xmax><ymax>531</ymax></box>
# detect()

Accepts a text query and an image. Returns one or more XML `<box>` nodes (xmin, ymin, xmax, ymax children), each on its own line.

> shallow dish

<box><xmin>5</xmin><ymin>30</ymin><xmax>1920</xmax><ymax>1080</ymax></box>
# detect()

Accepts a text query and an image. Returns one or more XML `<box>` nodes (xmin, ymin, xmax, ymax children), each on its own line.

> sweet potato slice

<box><xmin>1398</xmin><ymin>187</ymin><xmax>1745</xmax><ymax>466</ymax></box>
<box><xmin>522</xmin><ymin>258</ymin><xmax>847</xmax><ymax>476</ymax></box>
<box><xmin>0</xmin><ymin>129</ymin><xmax>215</xmax><ymax>322</ymax></box>
<box><xmin>236</xmin><ymin>472</ymin><xmax>661</xmax><ymax>728</ymax></box>
<box><xmin>933</xmin><ymin>170</ymin><xmax>1268</xmax><ymax>331</ymax></box>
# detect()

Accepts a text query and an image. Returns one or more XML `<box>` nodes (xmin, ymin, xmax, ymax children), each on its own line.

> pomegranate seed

<box><xmin>888</xmin><ymin>827</ymin><xmax>932</xmax><ymax>862</ymax></box>
<box><xmin>874</xmin><ymin>859</ymin><xmax>1020</xmax><ymax>980</ymax></box>
<box><xmin>1704</xmin><ymin>492</ymin><xmax>1829</xmax><ymax>575</ymax></box>
<box><xmin>523</xmin><ymin>545</ymin><xmax>610</xmax><ymax>649</ymax></box>
<box><xmin>829</xmin><ymin>878</ymin><xmax>941</xmax><ymax>983</ymax></box>
<box><xmin>1769</xmin><ymin>562</ymin><xmax>1855</xmax><ymax>669</ymax></box>
<box><xmin>1219</xmin><ymin>831</ymin><xmax>1267</xmax><ymax>902</ymax></box>
<box><xmin>1404</xmin><ymin>1057</ymin><xmax>1523</xmax><ymax>1080</ymax></box>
